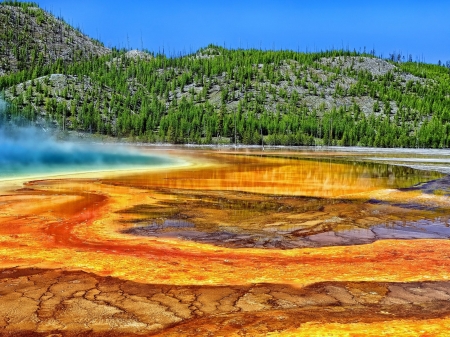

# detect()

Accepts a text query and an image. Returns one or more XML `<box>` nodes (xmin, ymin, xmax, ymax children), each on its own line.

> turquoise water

<box><xmin>0</xmin><ymin>142</ymin><xmax>180</xmax><ymax>179</ymax></box>
<box><xmin>0</xmin><ymin>149</ymin><xmax>178</xmax><ymax>179</ymax></box>
<box><xmin>0</xmin><ymin>97</ymin><xmax>179</xmax><ymax>179</ymax></box>
<box><xmin>0</xmin><ymin>128</ymin><xmax>178</xmax><ymax>179</ymax></box>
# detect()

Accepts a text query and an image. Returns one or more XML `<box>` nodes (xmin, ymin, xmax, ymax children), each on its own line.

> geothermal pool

<box><xmin>0</xmin><ymin>127</ymin><xmax>183</xmax><ymax>179</ymax></box>
<box><xmin>1</xmin><ymin>146</ymin><xmax>450</xmax><ymax>336</ymax></box>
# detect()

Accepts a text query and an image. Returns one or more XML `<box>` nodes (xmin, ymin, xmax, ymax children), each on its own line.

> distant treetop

<box><xmin>1</xmin><ymin>1</ymin><xmax>40</xmax><ymax>9</ymax></box>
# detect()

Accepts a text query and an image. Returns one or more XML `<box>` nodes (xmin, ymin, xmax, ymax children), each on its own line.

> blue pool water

<box><xmin>0</xmin><ymin>98</ymin><xmax>181</xmax><ymax>179</ymax></box>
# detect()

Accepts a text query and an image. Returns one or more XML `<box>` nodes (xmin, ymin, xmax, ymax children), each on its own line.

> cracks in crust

<box><xmin>1</xmin><ymin>269</ymin><xmax>450</xmax><ymax>336</ymax></box>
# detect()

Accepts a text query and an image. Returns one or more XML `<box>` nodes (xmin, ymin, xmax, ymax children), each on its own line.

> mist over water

<box><xmin>0</xmin><ymin>99</ymin><xmax>176</xmax><ymax>178</ymax></box>
<box><xmin>0</xmin><ymin>99</ymin><xmax>6</xmax><ymax>113</ymax></box>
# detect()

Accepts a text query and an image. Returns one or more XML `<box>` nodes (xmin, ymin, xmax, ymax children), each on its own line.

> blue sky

<box><xmin>33</xmin><ymin>0</ymin><xmax>449</xmax><ymax>64</ymax></box>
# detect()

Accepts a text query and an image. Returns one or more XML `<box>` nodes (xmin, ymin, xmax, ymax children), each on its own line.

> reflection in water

<box><xmin>2</xmin><ymin>148</ymin><xmax>450</xmax><ymax>335</ymax></box>
<box><xmin>4</xmin><ymin>149</ymin><xmax>445</xmax><ymax>250</ymax></box>
<box><xmin>109</xmin><ymin>152</ymin><xmax>440</xmax><ymax>198</ymax></box>
<box><xmin>140</xmin><ymin>219</ymin><xmax>195</xmax><ymax>230</ymax></box>
<box><xmin>125</xmin><ymin>214</ymin><xmax>450</xmax><ymax>249</ymax></box>
<box><xmin>114</xmin><ymin>151</ymin><xmax>449</xmax><ymax>249</ymax></box>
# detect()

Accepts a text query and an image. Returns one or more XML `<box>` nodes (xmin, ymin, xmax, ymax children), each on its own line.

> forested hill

<box><xmin>1</xmin><ymin>2</ymin><xmax>450</xmax><ymax>148</ymax></box>
<box><xmin>0</xmin><ymin>1</ymin><xmax>109</xmax><ymax>76</ymax></box>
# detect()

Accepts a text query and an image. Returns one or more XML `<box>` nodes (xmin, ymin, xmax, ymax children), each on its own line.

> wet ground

<box><xmin>122</xmin><ymin>173</ymin><xmax>450</xmax><ymax>249</ymax></box>
<box><xmin>1</xmin><ymin>148</ymin><xmax>450</xmax><ymax>336</ymax></box>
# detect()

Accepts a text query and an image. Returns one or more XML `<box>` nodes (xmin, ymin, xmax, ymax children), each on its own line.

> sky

<box><xmin>33</xmin><ymin>0</ymin><xmax>450</xmax><ymax>64</ymax></box>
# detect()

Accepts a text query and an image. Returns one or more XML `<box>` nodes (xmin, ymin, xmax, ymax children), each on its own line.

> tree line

<box><xmin>1</xmin><ymin>3</ymin><xmax>450</xmax><ymax>148</ymax></box>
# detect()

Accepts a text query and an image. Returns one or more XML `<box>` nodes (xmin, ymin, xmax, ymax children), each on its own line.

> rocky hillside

<box><xmin>1</xmin><ymin>2</ymin><xmax>450</xmax><ymax>148</ymax></box>
<box><xmin>0</xmin><ymin>1</ymin><xmax>110</xmax><ymax>75</ymax></box>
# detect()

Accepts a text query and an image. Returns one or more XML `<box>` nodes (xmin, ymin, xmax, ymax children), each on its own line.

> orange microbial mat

<box><xmin>1</xmin><ymin>148</ymin><xmax>450</xmax><ymax>336</ymax></box>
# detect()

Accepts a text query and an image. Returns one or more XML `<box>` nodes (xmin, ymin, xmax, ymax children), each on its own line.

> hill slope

<box><xmin>0</xmin><ymin>1</ymin><xmax>109</xmax><ymax>76</ymax></box>
<box><xmin>1</xmin><ymin>2</ymin><xmax>450</xmax><ymax>148</ymax></box>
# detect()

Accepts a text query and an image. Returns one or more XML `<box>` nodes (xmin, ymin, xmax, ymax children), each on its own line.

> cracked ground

<box><xmin>1</xmin><ymin>149</ymin><xmax>450</xmax><ymax>336</ymax></box>
<box><xmin>2</xmin><ymin>268</ymin><xmax>450</xmax><ymax>336</ymax></box>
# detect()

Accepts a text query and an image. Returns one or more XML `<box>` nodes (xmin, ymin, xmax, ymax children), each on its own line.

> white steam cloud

<box><xmin>0</xmin><ymin>99</ymin><xmax>173</xmax><ymax>178</ymax></box>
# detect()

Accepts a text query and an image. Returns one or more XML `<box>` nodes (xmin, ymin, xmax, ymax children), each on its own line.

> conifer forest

<box><xmin>1</xmin><ymin>1</ymin><xmax>450</xmax><ymax>148</ymax></box>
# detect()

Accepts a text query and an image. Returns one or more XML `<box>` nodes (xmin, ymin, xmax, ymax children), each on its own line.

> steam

<box><xmin>0</xmin><ymin>99</ymin><xmax>175</xmax><ymax>178</ymax></box>
<box><xmin>0</xmin><ymin>99</ymin><xmax>6</xmax><ymax>112</ymax></box>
